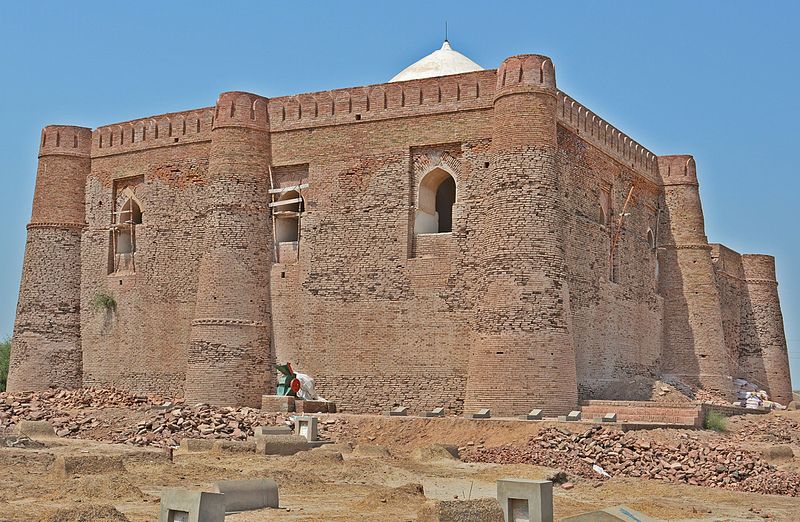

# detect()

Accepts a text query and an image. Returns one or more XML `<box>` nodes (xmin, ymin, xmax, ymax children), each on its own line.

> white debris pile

<box><xmin>732</xmin><ymin>379</ymin><xmax>784</xmax><ymax>410</ymax></box>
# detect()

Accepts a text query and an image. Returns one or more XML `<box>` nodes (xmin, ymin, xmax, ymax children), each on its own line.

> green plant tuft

<box><xmin>0</xmin><ymin>337</ymin><xmax>10</xmax><ymax>392</ymax></box>
<box><xmin>704</xmin><ymin>410</ymin><xmax>728</xmax><ymax>432</ymax></box>
<box><xmin>91</xmin><ymin>291</ymin><xmax>117</xmax><ymax>312</ymax></box>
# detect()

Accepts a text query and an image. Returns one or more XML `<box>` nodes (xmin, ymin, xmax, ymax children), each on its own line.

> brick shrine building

<box><xmin>7</xmin><ymin>42</ymin><xmax>792</xmax><ymax>415</ymax></box>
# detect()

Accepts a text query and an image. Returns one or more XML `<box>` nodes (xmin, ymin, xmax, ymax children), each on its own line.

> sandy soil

<box><xmin>1</xmin><ymin>411</ymin><xmax>798</xmax><ymax>521</ymax></box>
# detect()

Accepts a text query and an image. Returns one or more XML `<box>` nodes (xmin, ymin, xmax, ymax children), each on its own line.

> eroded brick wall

<box><xmin>7</xmin><ymin>126</ymin><xmax>91</xmax><ymax>391</ymax></box>
<box><xmin>12</xmin><ymin>56</ymin><xmax>791</xmax><ymax>411</ymax></box>
<box><xmin>558</xmin><ymin>126</ymin><xmax>664</xmax><ymax>400</ymax></box>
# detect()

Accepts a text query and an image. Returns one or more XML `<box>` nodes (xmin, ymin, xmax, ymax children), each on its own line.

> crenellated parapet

<box><xmin>557</xmin><ymin>92</ymin><xmax>659</xmax><ymax>180</ymax></box>
<box><xmin>658</xmin><ymin>154</ymin><xmax>698</xmax><ymax>186</ymax></box>
<box><xmin>742</xmin><ymin>254</ymin><xmax>778</xmax><ymax>285</ymax></box>
<box><xmin>92</xmin><ymin>108</ymin><xmax>214</xmax><ymax>157</ymax></box>
<box><xmin>39</xmin><ymin>125</ymin><xmax>92</xmax><ymax>158</ymax></box>
<box><xmin>495</xmin><ymin>54</ymin><xmax>557</xmax><ymax>96</ymax></box>
<box><xmin>213</xmin><ymin>91</ymin><xmax>269</xmax><ymax>131</ymax></box>
<box><xmin>267</xmin><ymin>70</ymin><xmax>496</xmax><ymax>131</ymax></box>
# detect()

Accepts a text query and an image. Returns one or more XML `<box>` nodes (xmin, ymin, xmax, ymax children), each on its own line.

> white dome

<box><xmin>389</xmin><ymin>41</ymin><xmax>484</xmax><ymax>83</ymax></box>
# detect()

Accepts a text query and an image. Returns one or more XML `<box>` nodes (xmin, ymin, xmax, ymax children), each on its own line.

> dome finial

<box><xmin>389</xmin><ymin>37</ymin><xmax>483</xmax><ymax>82</ymax></box>
<box><xmin>445</xmin><ymin>21</ymin><xmax>448</xmax><ymax>43</ymax></box>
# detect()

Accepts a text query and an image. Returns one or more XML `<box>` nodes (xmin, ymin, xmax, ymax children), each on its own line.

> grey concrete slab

<box><xmin>254</xmin><ymin>425</ymin><xmax>293</xmax><ymax>436</ymax></box>
<box><xmin>566</xmin><ymin>411</ymin><xmax>581</xmax><ymax>421</ymax></box>
<box><xmin>602</xmin><ymin>412</ymin><xmax>618</xmax><ymax>423</ymax></box>
<box><xmin>424</xmin><ymin>407</ymin><xmax>445</xmax><ymax>417</ymax></box>
<box><xmin>389</xmin><ymin>406</ymin><xmax>408</xmax><ymax>416</ymax></box>
<box><xmin>159</xmin><ymin>489</ymin><xmax>224</xmax><ymax>522</ymax></box>
<box><xmin>294</xmin><ymin>416</ymin><xmax>318</xmax><ymax>441</ymax></box>
<box><xmin>561</xmin><ymin>504</ymin><xmax>659</xmax><ymax>521</ymax></box>
<box><xmin>496</xmin><ymin>478</ymin><xmax>553</xmax><ymax>522</ymax></box>
<box><xmin>211</xmin><ymin>478</ymin><xmax>279</xmax><ymax>513</ymax></box>
<box><xmin>255</xmin><ymin>434</ymin><xmax>310</xmax><ymax>455</ymax></box>
<box><xmin>526</xmin><ymin>409</ymin><xmax>543</xmax><ymax>420</ymax></box>
<box><xmin>468</xmin><ymin>408</ymin><xmax>491</xmax><ymax>419</ymax></box>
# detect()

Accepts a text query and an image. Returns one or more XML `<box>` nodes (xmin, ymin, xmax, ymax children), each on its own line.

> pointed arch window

<box><xmin>415</xmin><ymin>167</ymin><xmax>456</xmax><ymax>234</ymax></box>
<box><xmin>111</xmin><ymin>190</ymin><xmax>143</xmax><ymax>273</ymax></box>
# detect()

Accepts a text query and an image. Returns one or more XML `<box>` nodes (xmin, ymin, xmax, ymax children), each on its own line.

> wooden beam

<box><xmin>269</xmin><ymin>183</ymin><xmax>309</xmax><ymax>194</ymax></box>
<box><xmin>269</xmin><ymin>197</ymin><xmax>303</xmax><ymax>208</ymax></box>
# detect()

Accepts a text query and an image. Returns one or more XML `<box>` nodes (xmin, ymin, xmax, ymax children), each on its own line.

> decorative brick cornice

<box><xmin>745</xmin><ymin>278</ymin><xmax>778</xmax><ymax>286</ymax></box>
<box><xmin>27</xmin><ymin>222</ymin><xmax>85</xmax><ymax>231</ymax></box>
<box><xmin>662</xmin><ymin>243</ymin><xmax>712</xmax><ymax>251</ymax></box>
<box><xmin>191</xmin><ymin>318</ymin><xmax>266</xmax><ymax>327</ymax></box>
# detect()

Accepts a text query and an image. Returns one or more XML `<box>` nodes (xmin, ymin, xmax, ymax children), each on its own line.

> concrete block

<box><xmin>561</xmin><ymin>504</ymin><xmax>658</xmax><ymax>521</ymax></box>
<box><xmin>212</xmin><ymin>440</ymin><xmax>256</xmax><ymax>454</ymax></box>
<box><xmin>295</xmin><ymin>400</ymin><xmax>328</xmax><ymax>414</ymax></box>
<box><xmin>526</xmin><ymin>409</ymin><xmax>543</xmax><ymax>420</ymax></box>
<box><xmin>180</xmin><ymin>438</ymin><xmax>215</xmax><ymax>453</ymax></box>
<box><xmin>159</xmin><ymin>489</ymin><xmax>225</xmax><ymax>522</ymax></box>
<box><xmin>50</xmin><ymin>455</ymin><xmax>125</xmax><ymax>478</ymax></box>
<box><xmin>566</xmin><ymin>411</ymin><xmax>581</xmax><ymax>421</ymax></box>
<box><xmin>254</xmin><ymin>425</ymin><xmax>293</xmax><ymax>436</ymax></box>
<box><xmin>294</xmin><ymin>415</ymin><xmax>319</xmax><ymax>441</ymax></box>
<box><xmin>261</xmin><ymin>395</ymin><xmax>295</xmax><ymax>413</ymax></box>
<box><xmin>389</xmin><ymin>406</ymin><xmax>408</xmax><ymax>416</ymax></box>
<box><xmin>468</xmin><ymin>408</ymin><xmax>491</xmax><ymax>419</ymax></box>
<box><xmin>496</xmin><ymin>479</ymin><xmax>553</xmax><ymax>522</ymax></box>
<box><xmin>13</xmin><ymin>420</ymin><xmax>56</xmax><ymax>439</ymax></box>
<box><xmin>417</xmin><ymin>498</ymin><xmax>504</xmax><ymax>521</ymax></box>
<box><xmin>602</xmin><ymin>412</ymin><xmax>618</xmax><ymax>423</ymax></box>
<box><xmin>424</xmin><ymin>407</ymin><xmax>445</xmax><ymax>417</ymax></box>
<box><xmin>255</xmin><ymin>434</ymin><xmax>310</xmax><ymax>455</ymax></box>
<box><xmin>211</xmin><ymin>478</ymin><xmax>279</xmax><ymax>513</ymax></box>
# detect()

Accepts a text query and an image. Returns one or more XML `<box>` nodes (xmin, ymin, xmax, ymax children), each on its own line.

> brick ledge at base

<box><xmin>191</xmin><ymin>319</ymin><xmax>266</xmax><ymax>327</ymax></box>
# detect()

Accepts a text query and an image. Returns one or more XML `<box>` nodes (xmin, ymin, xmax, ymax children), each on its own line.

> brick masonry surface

<box><xmin>7</xmin><ymin>53</ymin><xmax>793</xmax><ymax>414</ymax></box>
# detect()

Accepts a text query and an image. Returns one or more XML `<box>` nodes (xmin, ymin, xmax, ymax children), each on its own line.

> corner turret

<box><xmin>463</xmin><ymin>55</ymin><xmax>578</xmax><ymax>416</ymax></box>
<box><xmin>657</xmin><ymin>155</ymin><xmax>733</xmax><ymax>398</ymax></box>
<box><xmin>740</xmin><ymin>254</ymin><xmax>792</xmax><ymax>404</ymax></box>
<box><xmin>185</xmin><ymin>92</ymin><xmax>275</xmax><ymax>407</ymax></box>
<box><xmin>7</xmin><ymin>125</ymin><xmax>92</xmax><ymax>391</ymax></box>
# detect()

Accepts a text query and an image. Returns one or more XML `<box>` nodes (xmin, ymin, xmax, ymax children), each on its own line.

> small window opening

<box><xmin>415</xmin><ymin>167</ymin><xmax>456</xmax><ymax>234</ymax></box>
<box><xmin>112</xmin><ymin>196</ymin><xmax>142</xmax><ymax>273</ymax></box>
<box><xmin>599</xmin><ymin>186</ymin><xmax>611</xmax><ymax>226</ymax></box>
<box><xmin>275</xmin><ymin>190</ymin><xmax>304</xmax><ymax>243</ymax></box>
<box><xmin>647</xmin><ymin>228</ymin><xmax>655</xmax><ymax>250</ymax></box>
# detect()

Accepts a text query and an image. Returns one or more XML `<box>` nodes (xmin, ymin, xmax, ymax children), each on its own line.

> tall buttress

<box><xmin>658</xmin><ymin>155</ymin><xmax>733</xmax><ymax>398</ymax></box>
<box><xmin>463</xmin><ymin>55</ymin><xmax>579</xmax><ymax>416</ymax></box>
<box><xmin>7</xmin><ymin>126</ymin><xmax>91</xmax><ymax>391</ymax></box>
<box><xmin>184</xmin><ymin>92</ymin><xmax>275</xmax><ymax>407</ymax></box>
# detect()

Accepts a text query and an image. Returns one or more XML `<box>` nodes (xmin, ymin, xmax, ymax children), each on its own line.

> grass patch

<box><xmin>704</xmin><ymin>410</ymin><xmax>728</xmax><ymax>432</ymax></box>
<box><xmin>90</xmin><ymin>291</ymin><xmax>116</xmax><ymax>312</ymax></box>
<box><xmin>0</xmin><ymin>337</ymin><xmax>10</xmax><ymax>392</ymax></box>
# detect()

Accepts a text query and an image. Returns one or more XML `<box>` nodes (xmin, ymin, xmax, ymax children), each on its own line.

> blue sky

<box><xmin>1</xmin><ymin>1</ymin><xmax>798</xmax><ymax>388</ymax></box>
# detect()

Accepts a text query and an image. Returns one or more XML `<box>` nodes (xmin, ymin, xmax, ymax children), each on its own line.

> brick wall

<box><xmin>9</xmin><ymin>54</ymin><xmax>791</xmax><ymax>414</ymax></box>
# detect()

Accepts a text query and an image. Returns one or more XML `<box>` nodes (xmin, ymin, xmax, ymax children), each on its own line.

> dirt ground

<box><xmin>1</xmin><ymin>411</ymin><xmax>799</xmax><ymax>521</ymax></box>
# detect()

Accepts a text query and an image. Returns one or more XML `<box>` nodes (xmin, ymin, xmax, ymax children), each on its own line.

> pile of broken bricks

<box><xmin>461</xmin><ymin>425</ymin><xmax>800</xmax><ymax>496</ymax></box>
<box><xmin>0</xmin><ymin>388</ymin><xmax>346</xmax><ymax>449</ymax></box>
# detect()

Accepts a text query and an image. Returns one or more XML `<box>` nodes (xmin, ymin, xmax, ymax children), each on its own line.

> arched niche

<box><xmin>416</xmin><ymin>167</ymin><xmax>456</xmax><ymax>234</ymax></box>
<box><xmin>275</xmin><ymin>190</ymin><xmax>304</xmax><ymax>243</ymax></box>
